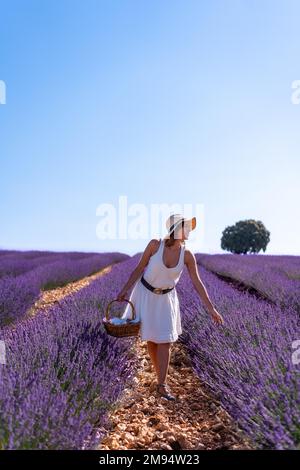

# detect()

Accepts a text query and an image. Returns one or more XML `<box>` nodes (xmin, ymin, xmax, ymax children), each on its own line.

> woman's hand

<box><xmin>209</xmin><ymin>307</ymin><xmax>224</xmax><ymax>325</ymax></box>
<box><xmin>116</xmin><ymin>288</ymin><xmax>129</xmax><ymax>301</ymax></box>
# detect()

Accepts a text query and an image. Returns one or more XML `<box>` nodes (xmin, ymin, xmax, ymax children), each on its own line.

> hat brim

<box><xmin>185</xmin><ymin>216</ymin><xmax>196</xmax><ymax>231</ymax></box>
<box><xmin>166</xmin><ymin>216</ymin><xmax>196</xmax><ymax>235</ymax></box>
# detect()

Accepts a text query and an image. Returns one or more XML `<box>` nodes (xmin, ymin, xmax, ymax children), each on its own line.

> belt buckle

<box><xmin>153</xmin><ymin>287</ymin><xmax>163</xmax><ymax>294</ymax></box>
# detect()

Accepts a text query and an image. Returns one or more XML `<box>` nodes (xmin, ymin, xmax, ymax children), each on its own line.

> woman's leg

<box><xmin>147</xmin><ymin>340</ymin><xmax>159</xmax><ymax>378</ymax></box>
<box><xmin>156</xmin><ymin>342</ymin><xmax>172</xmax><ymax>384</ymax></box>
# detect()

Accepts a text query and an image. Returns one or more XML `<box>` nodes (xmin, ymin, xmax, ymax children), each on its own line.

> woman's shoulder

<box><xmin>148</xmin><ymin>238</ymin><xmax>161</xmax><ymax>256</ymax></box>
<box><xmin>149</xmin><ymin>237</ymin><xmax>161</xmax><ymax>247</ymax></box>
<box><xmin>183</xmin><ymin>248</ymin><xmax>195</xmax><ymax>265</ymax></box>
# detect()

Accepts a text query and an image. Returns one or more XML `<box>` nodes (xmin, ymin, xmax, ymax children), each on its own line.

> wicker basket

<box><xmin>103</xmin><ymin>298</ymin><xmax>141</xmax><ymax>337</ymax></box>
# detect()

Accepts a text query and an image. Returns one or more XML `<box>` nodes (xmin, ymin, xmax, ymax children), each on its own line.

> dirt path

<box><xmin>97</xmin><ymin>338</ymin><xmax>255</xmax><ymax>450</ymax></box>
<box><xmin>26</xmin><ymin>264</ymin><xmax>113</xmax><ymax>317</ymax></box>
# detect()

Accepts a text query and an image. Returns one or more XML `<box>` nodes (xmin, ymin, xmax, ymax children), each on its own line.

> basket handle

<box><xmin>105</xmin><ymin>298</ymin><xmax>136</xmax><ymax>321</ymax></box>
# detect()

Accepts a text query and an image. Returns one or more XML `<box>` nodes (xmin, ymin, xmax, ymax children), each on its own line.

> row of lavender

<box><xmin>177</xmin><ymin>260</ymin><xmax>300</xmax><ymax>449</ymax></box>
<box><xmin>0</xmin><ymin>250</ymin><xmax>129</xmax><ymax>326</ymax></box>
<box><xmin>0</xmin><ymin>251</ymin><xmax>102</xmax><ymax>279</ymax></box>
<box><xmin>0</xmin><ymin>249</ymin><xmax>123</xmax><ymax>278</ymax></box>
<box><xmin>195</xmin><ymin>253</ymin><xmax>300</xmax><ymax>312</ymax></box>
<box><xmin>0</xmin><ymin>254</ymin><xmax>140</xmax><ymax>449</ymax></box>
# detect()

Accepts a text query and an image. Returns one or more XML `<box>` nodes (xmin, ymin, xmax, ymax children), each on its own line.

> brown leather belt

<box><xmin>140</xmin><ymin>275</ymin><xmax>174</xmax><ymax>294</ymax></box>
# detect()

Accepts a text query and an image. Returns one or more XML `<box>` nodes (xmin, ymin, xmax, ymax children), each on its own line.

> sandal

<box><xmin>156</xmin><ymin>382</ymin><xmax>176</xmax><ymax>401</ymax></box>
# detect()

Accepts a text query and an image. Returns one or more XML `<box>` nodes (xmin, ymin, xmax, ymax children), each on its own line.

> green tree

<box><xmin>221</xmin><ymin>219</ymin><xmax>270</xmax><ymax>254</ymax></box>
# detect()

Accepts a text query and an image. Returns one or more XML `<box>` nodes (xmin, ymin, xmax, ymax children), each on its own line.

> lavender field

<box><xmin>0</xmin><ymin>249</ymin><xmax>130</xmax><ymax>326</ymax></box>
<box><xmin>195</xmin><ymin>253</ymin><xmax>300</xmax><ymax>312</ymax></box>
<box><xmin>0</xmin><ymin>251</ymin><xmax>299</xmax><ymax>449</ymax></box>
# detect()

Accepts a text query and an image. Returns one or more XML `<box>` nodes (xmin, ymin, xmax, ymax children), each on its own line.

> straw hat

<box><xmin>165</xmin><ymin>213</ymin><xmax>196</xmax><ymax>238</ymax></box>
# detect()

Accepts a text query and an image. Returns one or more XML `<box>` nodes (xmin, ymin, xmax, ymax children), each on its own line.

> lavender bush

<box><xmin>177</xmin><ymin>262</ymin><xmax>300</xmax><ymax>449</ymax></box>
<box><xmin>0</xmin><ymin>255</ymin><xmax>140</xmax><ymax>449</ymax></box>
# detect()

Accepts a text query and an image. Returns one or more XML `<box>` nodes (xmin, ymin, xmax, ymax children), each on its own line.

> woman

<box><xmin>116</xmin><ymin>214</ymin><xmax>224</xmax><ymax>401</ymax></box>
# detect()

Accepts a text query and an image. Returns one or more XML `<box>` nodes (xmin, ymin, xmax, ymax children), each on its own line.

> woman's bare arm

<box><xmin>185</xmin><ymin>250</ymin><xmax>224</xmax><ymax>324</ymax></box>
<box><xmin>116</xmin><ymin>239</ymin><xmax>159</xmax><ymax>300</ymax></box>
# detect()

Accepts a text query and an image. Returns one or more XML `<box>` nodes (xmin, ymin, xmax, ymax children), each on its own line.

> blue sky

<box><xmin>0</xmin><ymin>0</ymin><xmax>299</xmax><ymax>256</ymax></box>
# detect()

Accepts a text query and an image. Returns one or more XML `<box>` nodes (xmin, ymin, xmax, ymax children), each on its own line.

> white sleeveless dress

<box><xmin>120</xmin><ymin>238</ymin><xmax>185</xmax><ymax>343</ymax></box>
